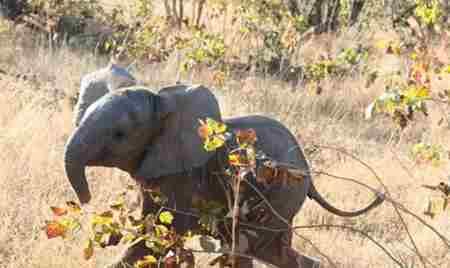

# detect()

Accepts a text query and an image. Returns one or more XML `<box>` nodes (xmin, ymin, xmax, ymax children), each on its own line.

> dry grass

<box><xmin>1</xmin><ymin>12</ymin><xmax>450</xmax><ymax>268</ymax></box>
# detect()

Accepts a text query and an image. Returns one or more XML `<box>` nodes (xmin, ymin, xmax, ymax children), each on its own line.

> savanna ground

<box><xmin>1</xmin><ymin>1</ymin><xmax>450</xmax><ymax>267</ymax></box>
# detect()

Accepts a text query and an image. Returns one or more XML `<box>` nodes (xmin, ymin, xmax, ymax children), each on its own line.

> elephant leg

<box><xmin>250</xmin><ymin>232</ymin><xmax>320</xmax><ymax>268</ymax></box>
<box><xmin>282</xmin><ymin>247</ymin><xmax>321</xmax><ymax>268</ymax></box>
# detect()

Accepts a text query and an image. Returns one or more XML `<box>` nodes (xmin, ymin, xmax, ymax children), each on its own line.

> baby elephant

<box><xmin>73</xmin><ymin>62</ymin><xmax>137</xmax><ymax>126</ymax></box>
<box><xmin>64</xmin><ymin>82</ymin><xmax>384</xmax><ymax>268</ymax></box>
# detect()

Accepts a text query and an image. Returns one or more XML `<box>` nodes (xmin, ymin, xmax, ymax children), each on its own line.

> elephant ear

<box><xmin>73</xmin><ymin>63</ymin><xmax>136</xmax><ymax>126</ymax></box>
<box><xmin>135</xmin><ymin>85</ymin><xmax>222</xmax><ymax>179</ymax></box>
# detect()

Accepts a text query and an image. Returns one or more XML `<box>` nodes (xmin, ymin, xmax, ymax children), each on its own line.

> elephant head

<box><xmin>64</xmin><ymin>84</ymin><xmax>221</xmax><ymax>204</ymax></box>
<box><xmin>74</xmin><ymin>63</ymin><xmax>137</xmax><ymax>127</ymax></box>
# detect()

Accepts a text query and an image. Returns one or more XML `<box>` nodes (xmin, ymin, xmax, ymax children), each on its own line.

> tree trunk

<box><xmin>441</xmin><ymin>0</ymin><xmax>450</xmax><ymax>26</ymax></box>
<box><xmin>178</xmin><ymin>0</ymin><xmax>184</xmax><ymax>28</ymax></box>
<box><xmin>284</xmin><ymin>0</ymin><xmax>301</xmax><ymax>16</ymax></box>
<box><xmin>349</xmin><ymin>0</ymin><xmax>366</xmax><ymax>26</ymax></box>
<box><xmin>306</xmin><ymin>0</ymin><xmax>341</xmax><ymax>33</ymax></box>
<box><xmin>195</xmin><ymin>0</ymin><xmax>205</xmax><ymax>27</ymax></box>
<box><xmin>163</xmin><ymin>0</ymin><xmax>172</xmax><ymax>20</ymax></box>
<box><xmin>307</xmin><ymin>0</ymin><xmax>341</xmax><ymax>33</ymax></box>
<box><xmin>307</xmin><ymin>0</ymin><xmax>323</xmax><ymax>32</ymax></box>
<box><xmin>324</xmin><ymin>0</ymin><xmax>341</xmax><ymax>32</ymax></box>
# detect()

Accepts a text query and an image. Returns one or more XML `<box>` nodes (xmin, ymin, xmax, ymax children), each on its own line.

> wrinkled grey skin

<box><xmin>73</xmin><ymin>63</ymin><xmax>136</xmax><ymax>126</ymax></box>
<box><xmin>64</xmin><ymin>85</ymin><xmax>383</xmax><ymax>268</ymax></box>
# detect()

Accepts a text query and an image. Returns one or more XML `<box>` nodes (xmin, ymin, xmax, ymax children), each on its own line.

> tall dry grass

<box><xmin>1</xmin><ymin>14</ymin><xmax>450</xmax><ymax>268</ymax></box>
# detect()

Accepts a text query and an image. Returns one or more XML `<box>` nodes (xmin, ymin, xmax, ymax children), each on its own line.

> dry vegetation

<box><xmin>1</xmin><ymin>3</ymin><xmax>450</xmax><ymax>267</ymax></box>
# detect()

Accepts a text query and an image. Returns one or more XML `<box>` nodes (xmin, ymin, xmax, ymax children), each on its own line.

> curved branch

<box><xmin>313</xmin><ymin>144</ymin><xmax>429</xmax><ymax>267</ymax></box>
<box><xmin>310</xmin><ymin>148</ymin><xmax>450</xmax><ymax>249</ymax></box>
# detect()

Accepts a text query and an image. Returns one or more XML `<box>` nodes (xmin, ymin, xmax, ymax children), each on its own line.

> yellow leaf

<box><xmin>155</xmin><ymin>224</ymin><xmax>169</xmax><ymax>236</ymax></box>
<box><xmin>66</xmin><ymin>201</ymin><xmax>82</xmax><ymax>214</ymax></box>
<box><xmin>50</xmin><ymin>206</ymin><xmax>67</xmax><ymax>216</ymax></box>
<box><xmin>441</xmin><ymin>65</ymin><xmax>450</xmax><ymax>74</ymax></box>
<box><xmin>45</xmin><ymin>220</ymin><xmax>67</xmax><ymax>239</ymax></box>
<box><xmin>424</xmin><ymin>197</ymin><xmax>446</xmax><ymax>218</ymax></box>
<box><xmin>83</xmin><ymin>239</ymin><xmax>94</xmax><ymax>260</ymax></box>
<box><xmin>384</xmin><ymin>100</ymin><xmax>397</xmax><ymax>114</ymax></box>
<box><xmin>59</xmin><ymin>218</ymin><xmax>81</xmax><ymax>232</ymax></box>
<box><xmin>92</xmin><ymin>211</ymin><xmax>114</xmax><ymax>226</ymax></box>
<box><xmin>144</xmin><ymin>255</ymin><xmax>158</xmax><ymax>263</ymax></box>
<box><xmin>203</xmin><ymin>136</ymin><xmax>225</xmax><ymax>151</ymax></box>
<box><xmin>404</xmin><ymin>86</ymin><xmax>430</xmax><ymax>101</ymax></box>
<box><xmin>213</xmin><ymin>71</ymin><xmax>226</xmax><ymax>87</ymax></box>
<box><xmin>228</xmin><ymin>153</ymin><xmax>241</xmax><ymax>166</ymax></box>
<box><xmin>206</xmin><ymin>118</ymin><xmax>227</xmax><ymax>134</ymax></box>
<box><xmin>416</xmin><ymin>86</ymin><xmax>430</xmax><ymax>98</ymax></box>
<box><xmin>120</xmin><ymin>233</ymin><xmax>137</xmax><ymax>244</ymax></box>
<box><xmin>158</xmin><ymin>211</ymin><xmax>174</xmax><ymax>225</ymax></box>
<box><xmin>135</xmin><ymin>255</ymin><xmax>157</xmax><ymax>268</ymax></box>
<box><xmin>110</xmin><ymin>196</ymin><xmax>125</xmax><ymax>210</ymax></box>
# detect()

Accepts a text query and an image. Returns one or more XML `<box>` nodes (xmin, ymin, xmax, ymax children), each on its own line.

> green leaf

<box><xmin>203</xmin><ymin>136</ymin><xmax>226</xmax><ymax>151</ymax></box>
<box><xmin>206</xmin><ymin>118</ymin><xmax>227</xmax><ymax>134</ymax></box>
<box><xmin>91</xmin><ymin>211</ymin><xmax>114</xmax><ymax>226</ymax></box>
<box><xmin>135</xmin><ymin>255</ymin><xmax>157</xmax><ymax>268</ymax></box>
<box><xmin>158</xmin><ymin>211</ymin><xmax>174</xmax><ymax>225</ymax></box>
<box><xmin>120</xmin><ymin>233</ymin><xmax>137</xmax><ymax>245</ymax></box>
<box><xmin>110</xmin><ymin>196</ymin><xmax>125</xmax><ymax>211</ymax></box>
<box><xmin>155</xmin><ymin>224</ymin><xmax>169</xmax><ymax>236</ymax></box>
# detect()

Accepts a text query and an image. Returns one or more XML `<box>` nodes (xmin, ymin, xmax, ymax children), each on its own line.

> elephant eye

<box><xmin>113</xmin><ymin>130</ymin><xmax>126</xmax><ymax>140</ymax></box>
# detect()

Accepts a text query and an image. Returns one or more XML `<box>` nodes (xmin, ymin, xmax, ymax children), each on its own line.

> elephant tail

<box><xmin>307</xmin><ymin>182</ymin><xmax>384</xmax><ymax>217</ymax></box>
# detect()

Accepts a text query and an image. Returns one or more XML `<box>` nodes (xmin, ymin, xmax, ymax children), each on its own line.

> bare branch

<box><xmin>313</xmin><ymin>144</ymin><xmax>429</xmax><ymax>267</ymax></box>
<box><xmin>313</xmin><ymin>169</ymin><xmax>450</xmax><ymax>249</ymax></box>
<box><xmin>163</xmin><ymin>0</ymin><xmax>172</xmax><ymax>20</ymax></box>
<box><xmin>231</xmin><ymin>173</ymin><xmax>243</xmax><ymax>268</ymax></box>
<box><xmin>178</xmin><ymin>0</ymin><xmax>184</xmax><ymax>28</ymax></box>
<box><xmin>196</xmin><ymin>0</ymin><xmax>206</xmax><ymax>27</ymax></box>
<box><xmin>172</xmin><ymin>0</ymin><xmax>179</xmax><ymax>23</ymax></box>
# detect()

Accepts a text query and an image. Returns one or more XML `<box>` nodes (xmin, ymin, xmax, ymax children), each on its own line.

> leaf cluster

<box><xmin>365</xmin><ymin>44</ymin><xmax>437</xmax><ymax>129</ymax></box>
<box><xmin>411</xmin><ymin>142</ymin><xmax>445</xmax><ymax>166</ymax></box>
<box><xmin>44</xmin><ymin>189</ymin><xmax>192</xmax><ymax>267</ymax></box>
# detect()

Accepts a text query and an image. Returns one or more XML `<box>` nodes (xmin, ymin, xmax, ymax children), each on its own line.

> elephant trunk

<box><xmin>64</xmin><ymin>131</ymin><xmax>92</xmax><ymax>204</ymax></box>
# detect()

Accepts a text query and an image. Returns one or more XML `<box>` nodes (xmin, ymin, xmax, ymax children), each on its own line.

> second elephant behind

<box><xmin>73</xmin><ymin>63</ymin><xmax>137</xmax><ymax>127</ymax></box>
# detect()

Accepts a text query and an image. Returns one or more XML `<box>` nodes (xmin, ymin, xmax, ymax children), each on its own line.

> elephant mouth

<box><xmin>86</xmin><ymin>147</ymin><xmax>113</xmax><ymax>166</ymax></box>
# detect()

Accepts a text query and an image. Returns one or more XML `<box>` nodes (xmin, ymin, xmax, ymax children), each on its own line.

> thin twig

<box><xmin>314</xmin><ymin>170</ymin><xmax>450</xmax><ymax>248</ymax></box>
<box><xmin>231</xmin><ymin>173</ymin><xmax>242</xmax><ymax>268</ymax></box>
<box><xmin>292</xmin><ymin>224</ymin><xmax>403</xmax><ymax>267</ymax></box>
